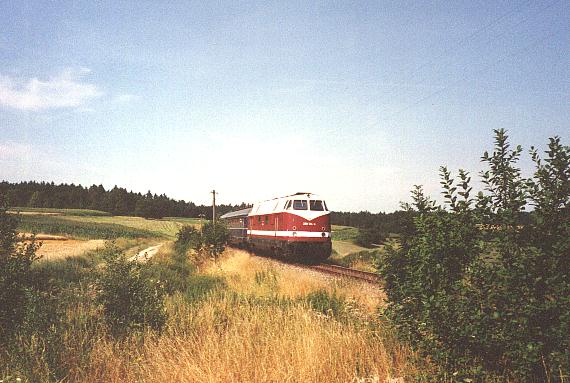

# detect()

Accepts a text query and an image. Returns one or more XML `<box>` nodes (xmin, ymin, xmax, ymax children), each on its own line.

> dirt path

<box><xmin>129</xmin><ymin>243</ymin><xmax>164</xmax><ymax>263</ymax></box>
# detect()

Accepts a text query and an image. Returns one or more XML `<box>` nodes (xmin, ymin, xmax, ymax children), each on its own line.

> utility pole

<box><xmin>211</xmin><ymin>189</ymin><xmax>217</xmax><ymax>222</ymax></box>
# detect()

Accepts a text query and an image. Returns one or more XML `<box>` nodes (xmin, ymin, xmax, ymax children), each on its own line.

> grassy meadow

<box><xmin>330</xmin><ymin>224</ymin><xmax>382</xmax><ymax>272</ymax></box>
<box><xmin>2</xmin><ymin>243</ymin><xmax>424</xmax><ymax>383</ymax></box>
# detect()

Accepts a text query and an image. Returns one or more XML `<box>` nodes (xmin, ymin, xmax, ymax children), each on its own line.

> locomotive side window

<box><xmin>258</xmin><ymin>216</ymin><xmax>261</xmax><ymax>223</ymax></box>
<box><xmin>265</xmin><ymin>215</ymin><xmax>269</xmax><ymax>224</ymax></box>
<box><xmin>293</xmin><ymin>200</ymin><xmax>308</xmax><ymax>210</ymax></box>
<box><xmin>310</xmin><ymin>200</ymin><xmax>325</xmax><ymax>211</ymax></box>
<box><xmin>285</xmin><ymin>200</ymin><xmax>292</xmax><ymax>210</ymax></box>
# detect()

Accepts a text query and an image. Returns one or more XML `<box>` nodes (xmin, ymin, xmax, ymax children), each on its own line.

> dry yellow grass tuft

<box><xmin>79</xmin><ymin>293</ymin><xmax>414</xmax><ymax>383</ymax></box>
<box><xmin>204</xmin><ymin>249</ymin><xmax>384</xmax><ymax>311</ymax></box>
<box><xmin>36</xmin><ymin>239</ymin><xmax>106</xmax><ymax>261</ymax></box>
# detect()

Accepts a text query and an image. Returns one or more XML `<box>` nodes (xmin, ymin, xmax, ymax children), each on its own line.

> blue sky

<box><xmin>0</xmin><ymin>1</ymin><xmax>568</xmax><ymax>212</ymax></box>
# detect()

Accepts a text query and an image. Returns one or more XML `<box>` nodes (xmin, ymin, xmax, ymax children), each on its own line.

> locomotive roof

<box><xmin>266</xmin><ymin>192</ymin><xmax>320</xmax><ymax>201</ymax></box>
<box><xmin>220</xmin><ymin>207</ymin><xmax>252</xmax><ymax>219</ymax></box>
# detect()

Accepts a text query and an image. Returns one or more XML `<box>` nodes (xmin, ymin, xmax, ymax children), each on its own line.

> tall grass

<box><xmin>79</xmin><ymin>292</ymin><xmax>417</xmax><ymax>383</ymax></box>
<box><xmin>1</xmin><ymin>246</ymin><xmax>420</xmax><ymax>383</ymax></box>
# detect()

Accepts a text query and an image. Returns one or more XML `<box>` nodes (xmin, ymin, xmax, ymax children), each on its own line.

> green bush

<box><xmin>305</xmin><ymin>289</ymin><xmax>347</xmax><ymax>320</ymax></box>
<box><xmin>201</xmin><ymin>221</ymin><xmax>229</xmax><ymax>258</ymax></box>
<box><xmin>379</xmin><ymin>130</ymin><xmax>570</xmax><ymax>381</ymax></box>
<box><xmin>0</xmin><ymin>206</ymin><xmax>42</xmax><ymax>339</ymax></box>
<box><xmin>174</xmin><ymin>221</ymin><xmax>229</xmax><ymax>260</ymax></box>
<box><xmin>175</xmin><ymin>225</ymin><xmax>201</xmax><ymax>254</ymax></box>
<box><xmin>96</xmin><ymin>242</ymin><xmax>166</xmax><ymax>334</ymax></box>
<box><xmin>355</xmin><ymin>227</ymin><xmax>387</xmax><ymax>247</ymax></box>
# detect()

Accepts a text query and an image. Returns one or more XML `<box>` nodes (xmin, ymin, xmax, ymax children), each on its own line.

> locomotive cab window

<box><xmin>285</xmin><ymin>200</ymin><xmax>292</xmax><ymax>210</ymax></box>
<box><xmin>293</xmin><ymin>200</ymin><xmax>308</xmax><ymax>210</ymax></box>
<box><xmin>310</xmin><ymin>200</ymin><xmax>325</xmax><ymax>211</ymax></box>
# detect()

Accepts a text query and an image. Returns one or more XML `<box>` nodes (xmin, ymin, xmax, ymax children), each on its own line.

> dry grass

<box><xmin>5</xmin><ymin>247</ymin><xmax>420</xmax><ymax>383</ymax></box>
<box><xmin>333</xmin><ymin>240</ymin><xmax>368</xmax><ymax>256</ymax></box>
<box><xmin>35</xmin><ymin>239</ymin><xmax>106</xmax><ymax>261</ymax></box>
<box><xmin>19</xmin><ymin>232</ymin><xmax>69</xmax><ymax>240</ymax></box>
<box><xmin>79</xmin><ymin>293</ymin><xmax>414</xmax><ymax>383</ymax></box>
<box><xmin>205</xmin><ymin>249</ymin><xmax>384</xmax><ymax>311</ymax></box>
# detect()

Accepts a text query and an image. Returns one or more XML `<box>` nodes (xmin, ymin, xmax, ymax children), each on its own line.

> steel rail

<box><xmin>309</xmin><ymin>263</ymin><xmax>380</xmax><ymax>283</ymax></box>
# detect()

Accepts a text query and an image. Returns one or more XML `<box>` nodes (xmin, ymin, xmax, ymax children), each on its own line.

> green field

<box><xmin>15</xmin><ymin>208</ymin><xmax>202</xmax><ymax>239</ymax></box>
<box><xmin>329</xmin><ymin>225</ymin><xmax>382</xmax><ymax>272</ymax></box>
<box><xmin>330</xmin><ymin>225</ymin><xmax>359</xmax><ymax>241</ymax></box>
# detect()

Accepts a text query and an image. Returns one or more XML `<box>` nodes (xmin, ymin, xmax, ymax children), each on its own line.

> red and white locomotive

<box><xmin>220</xmin><ymin>192</ymin><xmax>332</xmax><ymax>261</ymax></box>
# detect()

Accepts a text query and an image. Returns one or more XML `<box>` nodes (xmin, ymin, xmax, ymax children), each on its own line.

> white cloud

<box><xmin>0</xmin><ymin>68</ymin><xmax>103</xmax><ymax>111</ymax></box>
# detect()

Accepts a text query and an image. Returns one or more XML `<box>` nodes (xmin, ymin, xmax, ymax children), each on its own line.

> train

<box><xmin>220</xmin><ymin>192</ymin><xmax>332</xmax><ymax>262</ymax></box>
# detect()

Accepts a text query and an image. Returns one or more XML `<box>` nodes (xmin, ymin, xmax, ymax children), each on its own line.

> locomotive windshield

<box><xmin>293</xmin><ymin>200</ymin><xmax>308</xmax><ymax>210</ymax></box>
<box><xmin>309</xmin><ymin>200</ymin><xmax>326</xmax><ymax>211</ymax></box>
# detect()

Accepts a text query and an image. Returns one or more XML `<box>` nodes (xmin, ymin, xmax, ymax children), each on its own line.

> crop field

<box><xmin>331</xmin><ymin>225</ymin><xmax>359</xmax><ymax>241</ymax></box>
<box><xmin>36</xmin><ymin>239</ymin><xmax>106</xmax><ymax>261</ymax></box>
<box><xmin>14</xmin><ymin>208</ymin><xmax>202</xmax><ymax>240</ymax></box>
<box><xmin>17</xmin><ymin>214</ymin><xmax>159</xmax><ymax>239</ymax></box>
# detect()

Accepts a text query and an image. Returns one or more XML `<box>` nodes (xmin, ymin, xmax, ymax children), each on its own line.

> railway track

<box><xmin>309</xmin><ymin>263</ymin><xmax>380</xmax><ymax>283</ymax></box>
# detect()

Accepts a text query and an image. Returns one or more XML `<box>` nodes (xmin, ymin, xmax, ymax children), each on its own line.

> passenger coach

<box><xmin>220</xmin><ymin>192</ymin><xmax>332</xmax><ymax>261</ymax></box>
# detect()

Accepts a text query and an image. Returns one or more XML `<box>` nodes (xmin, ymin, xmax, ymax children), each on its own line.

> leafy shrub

<box><xmin>96</xmin><ymin>242</ymin><xmax>166</xmax><ymax>334</ymax></box>
<box><xmin>305</xmin><ymin>290</ymin><xmax>347</xmax><ymax>320</ymax></box>
<box><xmin>174</xmin><ymin>221</ymin><xmax>229</xmax><ymax>260</ymax></box>
<box><xmin>379</xmin><ymin>130</ymin><xmax>570</xmax><ymax>381</ymax></box>
<box><xmin>201</xmin><ymin>221</ymin><xmax>229</xmax><ymax>258</ymax></box>
<box><xmin>355</xmin><ymin>227</ymin><xmax>387</xmax><ymax>247</ymax></box>
<box><xmin>0</xmin><ymin>206</ymin><xmax>41</xmax><ymax>339</ymax></box>
<box><xmin>175</xmin><ymin>225</ymin><xmax>201</xmax><ymax>254</ymax></box>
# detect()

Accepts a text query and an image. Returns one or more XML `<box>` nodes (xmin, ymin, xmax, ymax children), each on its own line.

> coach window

<box><xmin>293</xmin><ymin>200</ymin><xmax>308</xmax><ymax>210</ymax></box>
<box><xmin>310</xmin><ymin>200</ymin><xmax>325</xmax><ymax>211</ymax></box>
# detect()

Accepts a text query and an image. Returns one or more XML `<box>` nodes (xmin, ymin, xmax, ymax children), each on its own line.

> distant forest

<box><xmin>0</xmin><ymin>181</ymin><xmax>248</xmax><ymax>219</ymax></box>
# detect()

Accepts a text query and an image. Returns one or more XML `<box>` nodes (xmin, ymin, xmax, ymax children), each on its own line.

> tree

<box><xmin>379</xmin><ymin>130</ymin><xmax>570</xmax><ymax>381</ymax></box>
